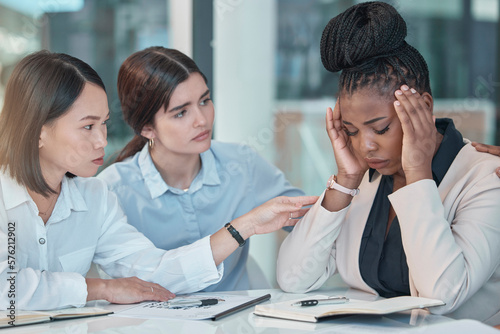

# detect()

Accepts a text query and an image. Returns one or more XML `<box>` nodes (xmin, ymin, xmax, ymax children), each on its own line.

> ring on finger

<box><xmin>289</xmin><ymin>212</ymin><xmax>293</xmax><ymax>220</ymax></box>
<box><xmin>151</xmin><ymin>287</ymin><xmax>154</xmax><ymax>293</ymax></box>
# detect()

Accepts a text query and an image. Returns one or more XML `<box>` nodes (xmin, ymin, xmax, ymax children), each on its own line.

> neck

<box><xmin>27</xmin><ymin>182</ymin><xmax>61</xmax><ymax>225</ymax></box>
<box><xmin>150</xmin><ymin>148</ymin><xmax>202</xmax><ymax>190</ymax></box>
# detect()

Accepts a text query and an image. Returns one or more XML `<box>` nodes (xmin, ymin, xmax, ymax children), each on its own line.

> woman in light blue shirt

<box><xmin>98</xmin><ymin>47</ymin><xmax>305</xmax><ymax>291</ymax></box>
<box><xmin>0</xmin><ymin>50</ymin><xmax>316</xmax><ymax>311</ymax></box>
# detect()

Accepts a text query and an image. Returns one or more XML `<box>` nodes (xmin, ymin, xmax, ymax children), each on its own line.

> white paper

<box><xmin>113</xmin><ymin>294</ymin><xmax>259</xmax><ymax>320</ymax></box>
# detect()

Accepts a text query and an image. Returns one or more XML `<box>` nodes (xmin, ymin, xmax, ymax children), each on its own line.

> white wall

<box><xmin>213</xmin><ymin>0</ymin><xmax>280</xmax><ymax>286</ymax></box>
<box><xmin>169</xmin><ymin>0</ymin><xmax>193</xmax><ymax>57</ymax></box>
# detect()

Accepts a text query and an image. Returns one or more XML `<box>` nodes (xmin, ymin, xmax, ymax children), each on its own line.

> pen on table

<box><xmin>291</xmin><ymin>296</ymin><xmax>349</xmax><ymax>307</ymax></box>
<box><xmin>167</xmin><ymin>298</ymin><xmax>219</xmax><ymax>308</ymax></box>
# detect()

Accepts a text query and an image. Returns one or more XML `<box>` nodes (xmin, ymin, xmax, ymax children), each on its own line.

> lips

<box><xmin>364</xmin><ymin>158</ymin><xmax>389</xmax><ymax>170</ymax></box>
<box><xmin>192</xmin><ymin>130</ymin><xmax>210</xmax><ymax>142</ymax></box>
<box><xmin>92</xmin><ymin>156</ymin><xmax>104</xmax><ymax>166</ymax></box>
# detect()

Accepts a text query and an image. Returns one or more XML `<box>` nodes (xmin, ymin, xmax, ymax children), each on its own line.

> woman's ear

<box><xmin>39</xmin><ymin>126</ymin><xmax>47</xmax><ymax>149</ymax></box>
<box><xmin>140</xmin><ymin>124</ymin><xmax>155</xmax><ymax>140</ymax></box>
<box><xmin>421</xmin><ymin>92</ymin><xmax>434</xmax><ymax>114</ymax></box>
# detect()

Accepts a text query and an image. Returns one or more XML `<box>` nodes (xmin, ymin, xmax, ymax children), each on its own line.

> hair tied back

<box><xmin>320</xmin><ymin>1</ymin><xmax>408</xmax><ymax>73</ymax></box>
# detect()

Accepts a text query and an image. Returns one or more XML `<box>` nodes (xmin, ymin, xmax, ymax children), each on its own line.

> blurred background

<box><xmin>1</xmin><ymin>0</ymin><xmax>498</xmax><ymax>288</ymax></box>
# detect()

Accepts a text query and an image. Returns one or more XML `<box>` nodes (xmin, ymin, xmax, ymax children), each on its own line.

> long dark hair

<box><xmin>320</xmin><ymin>1</ymin><xmax>431</xmax><ymax>97</ymax></box>
<box><xmin>0</xmin><ymin>50</ymin><xmax>105</xmax><ymax>197</ymax></box>
<box><xmin>115</xmin><ymin>47</ymin><xmax>207</xmax><ymax>162</ymax></box>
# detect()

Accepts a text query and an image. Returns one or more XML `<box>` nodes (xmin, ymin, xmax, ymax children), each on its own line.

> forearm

<box><xmin>210</xmin><ymin>217</ymin><xmax>254</xmax><ymax>266</ymax></box>
<box><xmin>277</xmin><ymin>192</ymin><xmax>346</xmax><ymax>292</ymax></box>
<box><xmin>321</xmin><ymin>173</ymin><xmax>363</xmax><ymax>212</ymax></box>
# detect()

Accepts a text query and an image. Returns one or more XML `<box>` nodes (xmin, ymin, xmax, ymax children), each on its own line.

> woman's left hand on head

<box><xmin>393</xmin><ymin>85</ymin><xmax>437</xmax><ymax>183</ymax></box>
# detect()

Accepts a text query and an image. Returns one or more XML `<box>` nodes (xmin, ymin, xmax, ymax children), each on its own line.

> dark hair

<box><xmin>116</xmin><ymin>47</ymin><xmax>207</xmax><ymax>162</ymax></box>
<box><xmin>320</xmin><ymin>1</ymin><xmax>431</xmax><ymax>96</ymax></box>
<box><xmin>0</xmin><ymin>50</ymin><xmax>106</xmax><ymax>197</ymax></box>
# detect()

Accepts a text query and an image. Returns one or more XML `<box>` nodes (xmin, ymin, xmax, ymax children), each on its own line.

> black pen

<box><xmin>167</xmin><ymin>298</ymin><xmax>219</xmax><ymax>308</ymax></box>
<box><xmin>291</xmin><ymin>296</ymin><xmax>349</xmax><ymax>307</ymax></box>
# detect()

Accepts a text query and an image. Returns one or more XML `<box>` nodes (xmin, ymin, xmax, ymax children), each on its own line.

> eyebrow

<box><xmin>80</xmin><ymin>112</ymin><xmax>110</xmax><ymax>121</ymax></box>
<box><xmin>343</xmin><ymin>116</ymin><xmax>387</xmax><ymax>126</ymax></box>
<box><xmin>168</xmin><ymin>89</ymin><xmax>211</xmax><ymax>113</ymax></box>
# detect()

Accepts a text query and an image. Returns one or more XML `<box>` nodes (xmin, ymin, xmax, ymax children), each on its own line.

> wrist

<box><xmin>227</xmin><ymin>218</ymin><xmax>253</xmax><ymax>242</ymax></box>
<box><xmin>85</xmin><ymin>278</ymin><xmax>108</xmax><ymax>301</ymax></box>
<box><xmin>336</xmin><ymin>173</ymin><xmax>364</xmax><ymax>189</ymax></box>
<box><xmin>404</xmin><ymin>170</ymin><xmax>433</xmax><ymax>185</ymax></box>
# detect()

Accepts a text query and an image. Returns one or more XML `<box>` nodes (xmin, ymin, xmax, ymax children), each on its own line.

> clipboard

<box><xmin>113</xmin><ymin>293</ymin><xmax>272</xmax><ymax>321</ymax></box>
<box><xmin>211</xmin><ymin>293</ymin><xmax>271</xmax><ymax>321</ymax></box>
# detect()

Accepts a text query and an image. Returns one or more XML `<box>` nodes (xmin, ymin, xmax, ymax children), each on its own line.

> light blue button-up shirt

<box><xmin>98</xmin><ymin>141</ymin><xmax>304</xmax><ymax>291</ymax></box>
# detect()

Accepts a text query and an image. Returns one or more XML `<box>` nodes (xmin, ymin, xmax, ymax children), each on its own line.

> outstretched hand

<box><xmin>471</xmin><ymin>142</ymin><xmax>500</xmax><ymax>178</ymax></box>
<box><xmin>86</xmin><ymin>277</ymin><xmax>175</xmax><ymax>304</ymax></box>
<box><xmin>393</xmin><ymin>85</ymin><xmax>437</xmax><ymax>184</ymax></box>
<box><xmin>241</xmin><ymin>196</ymin><xmax>318</xmax><ymax>236</ymax></box>
<box><xmin>325</xmin><ymin>101</ymin><xmax>367</xmax><ymax>177</ymax></box>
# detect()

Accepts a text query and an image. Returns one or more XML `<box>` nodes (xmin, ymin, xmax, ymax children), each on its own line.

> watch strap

<box><xmin>224</xmin><ymin>222</ymin><xmax>246</xmax><ymax>247</ymax></box>
<box><xmin>327</xmin><ymin>175</ymin><xmax>360</xmax><ymax>196</ymax></box>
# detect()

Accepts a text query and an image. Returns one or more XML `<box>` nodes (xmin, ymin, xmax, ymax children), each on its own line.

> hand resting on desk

<box><xmin>86</xmin><ymin>276</ymin><xmax>175</xmax><ymax>304</ymax></box>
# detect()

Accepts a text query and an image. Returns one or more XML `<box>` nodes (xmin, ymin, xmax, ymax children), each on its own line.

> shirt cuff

<box><xmin>16</xmin><ymin>271</ymin><xmax>87</xmax><ymax>310</ymax></box>
<box><xmin>155</xmin><ymin>235</ymin><xmax>223</xmax><ymax>293</ymax></box>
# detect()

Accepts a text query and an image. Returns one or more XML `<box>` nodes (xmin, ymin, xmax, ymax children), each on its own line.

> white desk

<box><xmin>3</xmin><ymin>288</ymin><xmax>497</xmax><ymax>333</ymax></box>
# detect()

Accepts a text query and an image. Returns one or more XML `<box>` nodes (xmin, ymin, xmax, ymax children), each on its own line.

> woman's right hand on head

<box><xmin>326</xmin><ymin>101</ymin><xmax>367</xmax><ymax>178</ymax></box>
<box><xmin>86</xmin><ymin>277</ymin><xmax>175</xmax><ymax>304</ymax></box>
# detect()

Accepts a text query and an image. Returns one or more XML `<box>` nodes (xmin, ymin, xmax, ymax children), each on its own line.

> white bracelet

<box><xmin>326</xmin><ymin>175</ymin><xmax>360</xmax><ymax>196</ymax></box>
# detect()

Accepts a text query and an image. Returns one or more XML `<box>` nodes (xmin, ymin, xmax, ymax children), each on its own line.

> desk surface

<box><xmin>3</xmin><ymin>287</ymin><xmax>497</xmax><ymax>333</ymax></box>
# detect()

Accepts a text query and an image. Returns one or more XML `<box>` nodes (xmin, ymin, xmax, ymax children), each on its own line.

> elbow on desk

<box><xmin>276</xmin><ymin>268</ymin><xmax>319</xmax><ymax>294</ymax></box>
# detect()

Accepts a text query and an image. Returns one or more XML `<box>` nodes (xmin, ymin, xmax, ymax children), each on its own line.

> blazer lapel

<box><xmin>336</xmin><ymin>171</ymin><xmax>381</xmax><ymax>294</ymax></box>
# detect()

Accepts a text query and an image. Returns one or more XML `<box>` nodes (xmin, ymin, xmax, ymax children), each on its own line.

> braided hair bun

<box><xmin>320</xmin><ymin>1</ymin><xmax>431</xmax><ymax>95</ymax></box>
<box><xmin>321</xmin><ymin>2</ymin><xmax>406</xmax><ymax>72</ymax></box>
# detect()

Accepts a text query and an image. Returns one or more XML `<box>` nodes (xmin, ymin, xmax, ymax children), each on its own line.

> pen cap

<box><xmin>201</xmin><ymin>299</ymin><xmax>218</xmax><ymax>306</ymax></box>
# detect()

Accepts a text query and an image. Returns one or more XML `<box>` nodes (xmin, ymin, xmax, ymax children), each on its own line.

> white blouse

<box><xmin>0</xmin><ymin>172</ymin><xmax>222</xmax><ymax>310</ymax></box>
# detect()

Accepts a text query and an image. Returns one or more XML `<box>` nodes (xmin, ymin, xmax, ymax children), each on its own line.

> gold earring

<box><xmin>149</xmin><ymin>138</ymin><xmax>154</xmax><ymax>149</ymax></box>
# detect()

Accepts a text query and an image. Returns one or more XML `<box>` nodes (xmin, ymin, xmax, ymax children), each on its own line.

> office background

<box><xmin>0</xmin><ymin>0</ymin><xmax>498</xmax><ymax>287</ymax></box>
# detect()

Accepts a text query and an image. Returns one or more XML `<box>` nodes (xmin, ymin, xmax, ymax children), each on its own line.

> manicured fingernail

<box><xmin>410</xmin><ymin>88</ymin><xmax>417</xmax><ymax>94</ymax></box>
<box><xmin>401</xmin><ymin>85</ymin><xmax>409</xmax><ymax>91</ymax></box>
<box><xmin>395</xmin><ymin>101</ymin><xmax>401</xmax><ymax>106</ymax></box>
<box><xmin>396</xmin><ymin>90</ymin><xmax>403</xmax><ymax>95</ymax></box>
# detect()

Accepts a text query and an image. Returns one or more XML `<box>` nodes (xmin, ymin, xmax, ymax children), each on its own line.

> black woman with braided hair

<box><xmin>277</xmin><ymin>1</ymin><xmax>500</xmax><ymax>325</ymax></box>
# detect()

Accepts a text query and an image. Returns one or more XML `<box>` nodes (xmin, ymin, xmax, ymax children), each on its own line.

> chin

<box><xmin>197</xmin><ymin>140</ymin><xmax>212</xmax><ymax>153</ymax></box>
<box><xmin>376</xmin><ymin>166</ymin><xmax>399</xmax><ymax>176</ymax></box>
<box><xmin>69</xmin><ymin>167</ymin><xmax>99</xmax><ymax>178</ymax></box>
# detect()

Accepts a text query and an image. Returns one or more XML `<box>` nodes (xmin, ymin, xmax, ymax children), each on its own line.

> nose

<box><xmin>358</xmin><ymin>131</ymin><xmax>377</xmax><ymax>155</ymax></box>
<box><xmin>193</xmin><ymin>107</ymin><xmax>207</xmax><ymax>127</ymax></box>
<box><xmin>93</xmin><ymin>126</ymin><xmax>108</xmax><ymax>149</ymax></box>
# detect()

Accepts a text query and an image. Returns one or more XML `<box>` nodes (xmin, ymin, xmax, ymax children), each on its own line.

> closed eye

<box><xmin>343</xmin><ymin>127</ymin><xmax>358</xmax><ymax>136</ymax></box>
<box><xmin>374</xmin><ymin>125</ymin><xmax>390</xmax><ymax>135</ymax></box>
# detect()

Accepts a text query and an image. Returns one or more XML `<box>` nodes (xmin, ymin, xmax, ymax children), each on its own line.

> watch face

<box><xmin>326</xmin><ymin>175</ymin><xmax>335</xmax><ymax>189</ymax></box>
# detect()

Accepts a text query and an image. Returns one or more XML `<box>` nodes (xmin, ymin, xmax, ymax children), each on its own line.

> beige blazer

<box><xmin>277</xmin><ymin>143</ymin><xmax>500</xmax><ymax>325</ymax></box>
